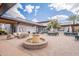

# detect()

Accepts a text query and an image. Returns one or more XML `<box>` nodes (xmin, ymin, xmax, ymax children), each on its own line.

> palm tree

<box><xmin>68</xmin><ymin>15</ymin><xmax>79</xmax><ymax>24</ymax></box>
<box><xmin>47</xmin><ymin>19</ymin><xmax>61</xmax><ymax>32</ymax></box>
<box><xmin>67</xmin><ymin>15</ymin><xmax>79</xmax><ymax>32</ymax></box>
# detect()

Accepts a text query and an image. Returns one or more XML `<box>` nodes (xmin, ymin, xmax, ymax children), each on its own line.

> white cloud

<box><xmin>35</xmin><ymin>6</ymin><xmax>40</xmax><ymax>9</ymax></box>
<box><xmin>17</xmin><ymin>3</ymin><xmax>23</xmax><ymax>9</ymax></box>
<box><xmin>24</xmin><ymin>5</ymin><xmax>34</xmax><ymax>14</ymax></box>
<box><xmin>48</xmin><ymin>3</ymin><xmax>73</xmax><ymax>11</ymax></box>
<box><xmin>34</xmin><ymin>6</ymin><xmax>40</xmax><ymax>16</ymax></box>
<box><xmin>48</xmin><ymin>3</ymin><xmax>53</xmax><ymax>7</ymax></box>
<box><xmin>32</xmin><ymin>18</ymin><xmax>39</xmax><ymax>22</ymax></box>
<box><xmin>48</xmin><ymin>17</ymin><xmax>51</xmax><ymax>19</ymax></box>
<box><xmin>50</xmin><ymin>15</ymin><xmax>68</xmax><ymax>20</ymax></box>
<box><xmin>50</xmin><ymin>8</ymin><xmax>53</xmax><ymax>10</ymax></box>
<box><xmin>50</xmin><ymin>15</ymin><xmax>69</xmax><ymax>24</ymax></box>
<box><xmin>48</xmin><ymin>3</ymin><xmax>79</xmax><ymax>14</ymax></box>
<box><xmin>2</xmin><ymin>4</ymin><xmax>26</xmax><ymax>19</ymax></box>
<box><xmin>72</xmin><ymin>7</ymin><xmax>79</xmax><ymax>14</ymax></box>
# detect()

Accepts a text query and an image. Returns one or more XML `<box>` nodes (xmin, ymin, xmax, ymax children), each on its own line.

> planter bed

<box><xmin>42</xmin><ymin>32</ymin><xmax>48</xmax><ymax>34</ymax></box>
<box><xmin>47</xmin><ymin>32</ymin><xmax>59</xmax><ymax>36</ymax></box>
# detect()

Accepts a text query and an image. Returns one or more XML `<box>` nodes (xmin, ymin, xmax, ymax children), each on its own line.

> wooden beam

<box><xmin>0</xmin><ymin>19</ymin><xmax>17</xmax><ymax>24</ymax></box>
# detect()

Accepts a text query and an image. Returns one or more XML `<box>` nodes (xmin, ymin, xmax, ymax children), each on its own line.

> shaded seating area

<box><xmin>64</xmin><ymin>32</ymin><xmax>78</xmax><ymax>36</ymax></box>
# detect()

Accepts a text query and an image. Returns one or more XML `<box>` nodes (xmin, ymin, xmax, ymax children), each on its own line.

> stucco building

<box><xmin>0</xmin><ymin>17</ymin><xmax>46</xmax><ymax>34</ymax></box>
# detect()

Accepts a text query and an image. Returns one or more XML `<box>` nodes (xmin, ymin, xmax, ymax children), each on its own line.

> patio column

<box><xmin>71</xmin><ymin>26</ymin><xmax>74</xmax><ymax>32</ymax></box>
<box><xmin>69</xmin><ymin>26</ymin><xmax>72</xmax><ymax>32</ymax></box>
<box><xmin>10</xmin><ymin>24</ymin><xmax>17</xmax><ymax>34</ymax></box>
<box><xmin>16</xmin><ymin>24</ymin><xmax>20</xmax><ymax>32</ymax></box>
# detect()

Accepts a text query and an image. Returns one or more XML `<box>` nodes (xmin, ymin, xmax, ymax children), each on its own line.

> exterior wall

<box><xmin>4</xmin><ymin>24</ymin><xmax>11</xmax><ymax>33</ymax></box>
<box><xmin>16</xmin><ymin>23</ymin><xmax>37</xmax><ymax>33</ymax></box>
<box><xmin>0</xmin><ymin>23</ymin><xmax>46</xmax><ymax>34</ymax></box>
<box><xmin>73</xmin><ymin>26</ymin><xmax>79</xmax><ymax>32</ymax></box>
<box><xmin>38</xmin><ymin>22</ymin><xmax>49</xmax><ymax>32</ymax></box>
<box><xmin>0</xmin><ymin>23</ymin><xmax>3</xmax><ymax>30</ymax></box>
<box><xmin>0</xmin><ymin>23</ymin><xmax>11</xmax><ymax>33</ymax></box>
<box><xmin>63</xmin><ymin>26</ymin><xmax>79</xmax><ymax>32</ymax></box>
<box><xmin>37</xmin><ymin>26</ymin><xmax>46</xmax><ymax>33</ymax></box>
<box><xmin>63</xmin><ymin>26</ymin><xmax>72</xmax><ymax>32</ymax></box>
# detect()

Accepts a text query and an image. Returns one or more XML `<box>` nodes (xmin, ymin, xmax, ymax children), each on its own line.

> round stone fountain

<box><xmin>22</xmin><ymin>34</ymin><xmax>48</xmax><ymax>50</ymax></box>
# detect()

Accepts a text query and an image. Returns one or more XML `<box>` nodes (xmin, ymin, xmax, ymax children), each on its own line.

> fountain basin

<box><xmin>22</xmin><ymin>38</ymin><xmax>48</xmax><ymax>50</ymax></box>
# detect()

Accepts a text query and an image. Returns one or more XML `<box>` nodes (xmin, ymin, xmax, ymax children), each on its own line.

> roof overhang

<box><xmin>61</xmin><ymin>24</ymin><xmax>79</xmax><ymax>27</ymax></box>
<box><xmin>0</xmin><ymin>17</ymin><xmax>46</xmax><ymax>27</ymax></box>
<box><xmin>37</xmin><ymin>20</ymin><xmax>50</xmax><ymax>23</ymax></box>
<box><xmin>0</xmin><ymin>17</ymin><xmax>17</xmax><ymax>24</ymax></box>
<box><xmin>0</xmin><ymin>3</ymin><xmax>16</xmax><ymax>17</ymax></box>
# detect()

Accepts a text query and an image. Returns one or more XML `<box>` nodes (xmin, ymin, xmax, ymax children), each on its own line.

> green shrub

<box><xmin>0</xmin><ymin>29</ymin><xmax>8</xmax><ymax>35</ymax></box>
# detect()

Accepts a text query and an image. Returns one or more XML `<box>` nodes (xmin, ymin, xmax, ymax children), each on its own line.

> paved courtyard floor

<box><xmin>0</xmin><ymin>33</ymin><xmax>79</xmax><ymax>56</ymax></box>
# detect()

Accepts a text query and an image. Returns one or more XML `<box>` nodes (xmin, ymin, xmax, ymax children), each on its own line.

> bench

<box><xmin>64</xmin><ymin>32</ymin><xmax>78</xmax><ymax>36</ymax></box>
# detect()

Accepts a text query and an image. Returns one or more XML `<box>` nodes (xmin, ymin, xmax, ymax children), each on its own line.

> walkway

<box><xmin>0</xmin><ymin>33</ymin><xmax>79</xmax><ymax>56</ymax></box>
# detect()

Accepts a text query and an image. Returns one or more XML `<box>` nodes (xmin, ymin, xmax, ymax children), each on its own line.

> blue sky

<box><xmin>17</xmin><ymin>3</ymin><xmax>74</xmax><ymax>23</ymax></box>
<box><xmin>3</xmin><ymin>3</ymin><xmax>79</xmax><ymax>24</ymax></box>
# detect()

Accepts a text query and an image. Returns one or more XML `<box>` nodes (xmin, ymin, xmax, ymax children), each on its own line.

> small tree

<box><xmin>47</xmin><ymin>19</ymin><xmax>61</xmax><ymax>32</ymax></box>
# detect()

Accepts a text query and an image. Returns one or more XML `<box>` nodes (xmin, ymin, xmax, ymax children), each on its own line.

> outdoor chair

<box><xmin>64</xmin><ymin>32</ymin><xmax>72</xmax><ymax>36</ymax></box>
<box><xmin>64</xmin><ymin>32</ymin><xmax>78</xmax><ymax>36</ymax></box>
<box><xmin>71</xmin><ymin>32</ymin><xmax>77</xmax><ymax>36</ymax></box>
<box><xmin>75</xmin><ymin>35</ymin><xmax>79</xmax><ymax>40</ymax></box>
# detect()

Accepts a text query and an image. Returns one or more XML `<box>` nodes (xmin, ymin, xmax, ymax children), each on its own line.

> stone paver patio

<box><xmin>0</xmin><ymin>33</ymin><xmax>79</xmax><ymax>56</ymax></box>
